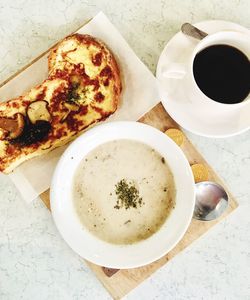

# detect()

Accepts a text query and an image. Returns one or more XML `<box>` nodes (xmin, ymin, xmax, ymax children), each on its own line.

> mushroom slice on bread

<box><xmin>27</xmin><ymin>100</ymin><xmax>51</xmax><ymax>124</ymax></box>
<box><xmin>0</xmin><ymin>113</ymin><xmax>25</xmax><ymax>139</ymax></box>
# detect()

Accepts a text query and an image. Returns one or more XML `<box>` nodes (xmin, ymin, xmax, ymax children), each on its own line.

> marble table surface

<box><xmin>0</xmin><ymin>1</ymin><xmax>250</xmax><ymax>299</ymax></box>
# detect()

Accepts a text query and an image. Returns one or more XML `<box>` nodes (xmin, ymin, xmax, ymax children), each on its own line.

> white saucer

<box><xmin>156</xmin><ymin>20</ymin><xmax>250</xmax><ymax>138</ymax></box>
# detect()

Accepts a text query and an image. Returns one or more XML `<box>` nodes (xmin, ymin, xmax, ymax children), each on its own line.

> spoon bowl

<box><xmin>194</xmin><ymin>181</ymin><xmax>229</xmax><ymax>221</ymax></box>
<box><xmin>181</xmin><ymin>23</ymin><xmax>208</xmax><ymax>40</ymax></box>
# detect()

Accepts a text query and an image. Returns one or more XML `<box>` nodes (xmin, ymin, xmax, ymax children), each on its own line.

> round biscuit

<box><xmin>191</xmin><ymin>163</ymin><xmax>209</xmax><ymax>183</ymax></box>
<box><xmin>165</xmin><ymin>128</ymin><xmax>184</xmax><ymax>146</ymax></box>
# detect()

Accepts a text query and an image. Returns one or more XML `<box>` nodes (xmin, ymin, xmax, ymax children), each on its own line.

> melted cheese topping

<box><xmin>0</xmin><ymin>140</ymin><xmax>7</xmax><ymax>156</ymax></box>
<box><xmin>66</xmin><ymin>45</ymin><xmax>104</xmax><ymax>78</ymax></box>
<box><xmin>27</xmin><ymin>79</ymin><xmax>67</xmax><ymax>103</ymax></box>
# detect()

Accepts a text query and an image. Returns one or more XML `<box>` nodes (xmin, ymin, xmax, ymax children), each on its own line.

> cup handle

<box><xmin>161</xmin><ymin>63</ymin><xmax>187</xmax><ymax>79</ymax></box>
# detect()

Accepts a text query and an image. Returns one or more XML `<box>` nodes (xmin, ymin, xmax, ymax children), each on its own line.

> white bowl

<box><xmin>50</xmin><ymin>121</ymin><xmax>195</xmax><ymax>269</ymax></box>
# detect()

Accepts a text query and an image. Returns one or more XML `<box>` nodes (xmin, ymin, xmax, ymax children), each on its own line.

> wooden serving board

<box><xmin>40</xmin><ymin>102</ymin><xmax>238</xmax><ymax>299</ymax></box>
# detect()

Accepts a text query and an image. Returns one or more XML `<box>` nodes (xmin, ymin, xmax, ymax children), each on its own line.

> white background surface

<box><xmin>0</xmin><ymin>1</ymin><xmax>250</xmax><ymax>299</ymax></box>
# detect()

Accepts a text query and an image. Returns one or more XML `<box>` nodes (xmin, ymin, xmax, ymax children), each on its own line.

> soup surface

<box><xmin>73</xmin><ymin>139</ymin><xmax>176</xmax><ymax>244</ymax></box>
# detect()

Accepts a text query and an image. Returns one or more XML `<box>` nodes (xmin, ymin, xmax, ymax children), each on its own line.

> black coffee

<box><xmin>193</xmin><ymin>44</ymin><xmax>250</xmax><ymax>104</ymax></box>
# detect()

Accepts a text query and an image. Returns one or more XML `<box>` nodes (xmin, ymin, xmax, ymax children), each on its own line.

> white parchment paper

<box><xmin>0</xmin><ymin>12</ymin><xmax>160</xmax><ymax>203</ymax></box>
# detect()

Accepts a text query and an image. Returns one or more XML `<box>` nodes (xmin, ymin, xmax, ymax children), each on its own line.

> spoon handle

<box><xmin>181</xmin><ymin>23</ymin><xmax>208</xmax><ymax>40</ymax></box>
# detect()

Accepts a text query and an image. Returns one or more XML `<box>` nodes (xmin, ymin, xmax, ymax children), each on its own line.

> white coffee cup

<box><xmin>161</xmin><ymin>30</ymin><xmax>250</xmax><ymax>115</ymax></box>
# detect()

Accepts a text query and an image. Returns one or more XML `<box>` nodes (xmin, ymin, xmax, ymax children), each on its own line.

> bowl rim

<box><xmin>50</xmin><ymin>121</ymin><xmax>195</xmax><ymax>269</ymax></box>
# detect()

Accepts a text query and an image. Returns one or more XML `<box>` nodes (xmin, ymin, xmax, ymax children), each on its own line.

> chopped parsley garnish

<box><xmin>67</xmin><ymin>82</ymin><xmax>80</xmax><ymax>102</ymax></box>
<box><xmin>114</xmin><ymin>179</ymin><xmax>143</xmax><ymax>210</ymax></box>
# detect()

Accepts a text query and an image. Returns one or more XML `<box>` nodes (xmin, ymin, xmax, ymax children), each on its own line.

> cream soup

<box><xmin>73</xmin><ymin>139</ymin><xmax>176</xmax><ymax>244</ymax></box>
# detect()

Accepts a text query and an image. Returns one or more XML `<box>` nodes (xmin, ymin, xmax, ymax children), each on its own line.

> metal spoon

<box><xmin>181</xmin><ymin>22</ymin><xmax>208</xmax><ymax>40</ymax></box>
<box><xmin>193</xmin><ymin>181</ymin><xmax>229</xmax><ymax>221</ymax></box>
